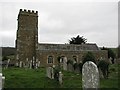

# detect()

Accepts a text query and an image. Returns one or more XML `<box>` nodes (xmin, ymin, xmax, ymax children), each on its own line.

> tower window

<box><xmin>48</xmin><ymin>56</ymin><xmax>54</xmax><ymax>64</ymax></box>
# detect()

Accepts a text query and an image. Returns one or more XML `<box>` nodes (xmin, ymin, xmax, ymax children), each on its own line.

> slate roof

<box><xmin>38</xmin><ymin>43</ymin><xmax>100</xmax><ymax>51</ymax></box>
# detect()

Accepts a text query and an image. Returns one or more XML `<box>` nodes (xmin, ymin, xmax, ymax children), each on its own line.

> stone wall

<box><xmin>16</xmin><ymin>9</ymin><xmax>38</xmax><ymax>62</ymax></box>
<box><xmin>37</xmin><ymin>50</ymin><xmax>108</xmax><ymax>67</ymax></box>
<box><xmin>38</xmin><ymin>43</ymin><xmax>100</xmax><ymax>51</ymax></box>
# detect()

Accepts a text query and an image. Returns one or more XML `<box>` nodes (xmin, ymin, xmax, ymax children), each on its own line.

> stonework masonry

<box><xmin>16</xmin><ymin>9</ymin><xmax>38</xmax><ymax>63</ymax></box>
<box><xmin>16</xmin><ymin>9</ymin><xmax>108</xmax><ymax>67</ymax></box>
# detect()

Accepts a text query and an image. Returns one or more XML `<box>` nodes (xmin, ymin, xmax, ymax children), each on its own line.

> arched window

<box><xmin>48</xmin><ymin>56</ymin><xmax>54</xmax><ymax>64</ymax></box>
<box><xmin>73</xmin><ymin>56</ymin><xmax>77</xmax><ymax>63</ymax></box>
<box><xmin>60</xmin><ymin>56</ymin><xmax>65</xmax><ymax>63</ymax></box>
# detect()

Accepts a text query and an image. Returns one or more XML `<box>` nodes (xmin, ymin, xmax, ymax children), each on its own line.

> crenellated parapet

<box><xmin>19</xmin><ymin>9</ymin><xmax>38</xmax><ymax>16</ymax></box>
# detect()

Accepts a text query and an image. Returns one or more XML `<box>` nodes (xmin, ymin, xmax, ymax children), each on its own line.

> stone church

<box><xmin>16</xmin><ymin>9</ymin><xmax>108</xmax><ymax>67</ymax></box>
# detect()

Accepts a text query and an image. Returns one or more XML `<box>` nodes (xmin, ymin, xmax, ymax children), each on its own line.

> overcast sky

<box><xmin>0</xmin><ymin>0</ymin><xmax>119</xmax><ymax>48</ymax></box>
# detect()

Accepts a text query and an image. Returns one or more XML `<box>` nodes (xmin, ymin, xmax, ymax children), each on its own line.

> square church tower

<box><xmin>16</xmin><ymin>9</ymin><xmax>38</xmax><ymax>63</ymax></box>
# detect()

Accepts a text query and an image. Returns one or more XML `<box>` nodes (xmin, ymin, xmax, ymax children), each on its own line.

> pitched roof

<box><xmin>38</xmin><ymin>43</ymin><xmax>100</xmax><ymax>51</ymax></box>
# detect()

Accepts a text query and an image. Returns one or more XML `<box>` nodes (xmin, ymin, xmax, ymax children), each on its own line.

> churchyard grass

<box><xmin>2</xmin><ymin>64</ymin><xmax>119</xmax><ymax>88</ymax></box>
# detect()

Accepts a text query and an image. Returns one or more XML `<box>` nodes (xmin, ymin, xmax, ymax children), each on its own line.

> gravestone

<box><xmin>67</xmin><ymin>63</ymin><xmax>73</xmax><ymax>72</ymax></box>
<box><xmin>0</xmin><ymin>73</ymin><xmax>5</xmax><ymax>90</ymax></box>
<box><xmin>109</xmin><ymin>57</ymin><xmax>112</xmax><ymax>64</ymax></box>
<box><xmin>82</xmin><ymin>61</ymin><xmax>99</xmax><ymax>89</ymax></box>
<box><xmin>58</xmin><ymin>71</ymin><xmax>63</xmax><ymax>85</ymax></box>
<box><xmin>51</xmin><ymin>67</ymin><xmax>54</xmax><ymax>79</ymax></box>
<box><xmin>63</xmin><ymin>57</ymin><xmax>67</xmax><ymax>70</ymax></box>
<box><xmin>35</xmin><ymin>59</ymin><xmax>38</xmax><ymax>69</ymax></box>
<box><xmin>38</xmin><ymin>61</ymin><xmax>40</xmax><ymax>67</ymax></box>
<box><xmin>46</xmin><ymin>67</ymin><xmax>54</xmax><ymax>79</ymax></box>
<box><xmin>19</xmin><ymin>61</ymin><xmax>22</xmax><ymax>67</ymax></box>
<box><xmin>6</xmin><ymin>59</ymin><xmax>10</xmax><ymax>68</ymax></box>
<box><xmin>26</xmin><ymin>58</ymin><xmax>29</xmax><ymax>68</ymax></box>
<box><xmin>29</xmin><ymin>60</ymin><xmax>32</xmax><ymax>69</ymax></box>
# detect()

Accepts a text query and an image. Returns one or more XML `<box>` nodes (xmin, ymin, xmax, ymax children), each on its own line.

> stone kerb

<box><xmin>82</xmin><ymin>61</ymin><xmax>99</xmax><ymax>89</ymax></box>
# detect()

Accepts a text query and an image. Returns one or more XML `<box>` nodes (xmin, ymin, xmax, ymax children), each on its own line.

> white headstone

<box><xmin>59</xmin><ymin>71</ymin><xmax>63</xmax><ymax>85</ymax></box>
<box><xmin>0</xmin><ymin>73</ymin><xmax>5</xmax><ymax>90</ymax></box>
<box><xmin>0</xmin><ymin>73</ymin><xmax>2</xmax><ymax>89</ymax></box>
<box><xmin>82</xmin><ymin>61</ymin><xmax>99</xmax><ymax>89</ymax></box>
<box><xmin>29</xmin><ymin>60</ymin><xmax>32</xmax><ymax>69</ymax></box>
<box><xmin>6</xmin><ymin>59</ymin><xmax>10</xmax><ymax>68</ymax></box>
<box><xmin>38</xmin><ymin>61</ymin><xmax>40</xmax><ymax>67</ymax></box>
<box><xmin>19</xmin><ymin>61</ymin><xmax>22</xmax><ymax>67</ymax></box>
<box><xmin>35</xmin><ymin>59</ymin><xmax>38</xmax><ymax>69</ymax></box>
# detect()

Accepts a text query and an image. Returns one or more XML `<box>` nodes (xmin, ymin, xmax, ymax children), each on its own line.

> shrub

<box><xmin>78</xmin><ymin>63</ymin><xmax>83</xmax><ymax>73</ymax></box>
<box><xmin>73</xmin><ymin>63</ymin><xmax>78</xmax><ymax>70</ymax></box>
<box><xmin>2</xmin><ymin>56</ymin><xmax>8</xmax><ymax>61</ymax></box>
<box><xmin>54</xmin><ymin>65</ymin><xmax>61</xmax><ymax>81</ymax></box>
<box><xmin>67</xmin><ymin>60</ymin><xmax>73</xmax><ymax>65</ymax></box>
<box><xmin>97</xmin><ymin>60</ymin><xmax>109</xmax><ymax>79</ymax></box>
<box><xmin>82</xmin><ymin>52</ymin><xmax>96</xmax><ymax>64</ymax></box>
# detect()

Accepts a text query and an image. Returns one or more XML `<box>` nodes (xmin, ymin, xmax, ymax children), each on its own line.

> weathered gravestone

<box><xmin>58</xmin><ymin>71</ymin><xmax>63</xmax><ymax>85</ymax></box>
<box><xmin>37</xmin><ymin>61</ymin><xmax>40</xmax><ymax>67</ymax></box>
<box><xmin>29</xmin><ymin>60</ymin><xmax>32</xmax><ymax>69</ymax></box>
<box><xmin>0</xmin><ymin>73</ymin><xmax>5</xmax><ymax>90</ymax></box>
<box><xmin>6</xmin><ymin>59</ymin><xmax>10</xmax><ymax>69</ymax></box>
<box><xmin>19</xmin><ymin>61</ymin><xmax>22</xmax><ymax>67</ymax></box>
<box><xmin>46</xmin><ymin>67</ymin><xmax>54</xmax><ymax>79</ymax></box>
<box><xmin>82</xmin><ymin>61</ymin><xmax>99</xmax><ymax>90</ymax></box>
<box><xmin>67</xmin><ymin>63</ymin><xmax>73</xmax><ymax>72</ymax></box>
<box><xmin>63</xmin><ymin>57</ymin><xmax>67</xmax><ymax>71</ymax></box>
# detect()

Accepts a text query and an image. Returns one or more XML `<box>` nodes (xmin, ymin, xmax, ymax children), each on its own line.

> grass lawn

<box><xmin>2</xmin><ymin>64</ymin><xmax>119</xmax><ymax>89</ymax></box>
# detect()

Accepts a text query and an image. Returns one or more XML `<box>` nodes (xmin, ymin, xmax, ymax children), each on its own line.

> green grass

<box><xmin>2</xmin><ymin>64</ymin><xmax>119</xmax><ymax>88</ymax></box>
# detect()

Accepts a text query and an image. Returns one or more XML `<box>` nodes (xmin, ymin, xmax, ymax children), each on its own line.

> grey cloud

<box><xmin>0</xmin><ymin>1</ymin><xmax>118</xmax><ymax>47</ymax></box>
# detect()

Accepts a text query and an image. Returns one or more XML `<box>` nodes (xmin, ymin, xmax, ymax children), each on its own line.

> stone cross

<box><xmin>82</xmin><ymin>61</ymin><xmax>99</xmax><ymax>90</ymax></box>
<box><xmin>63</xmin><ymin>57</ymin><xmax>67</xmax><ymax>70</ymax></box>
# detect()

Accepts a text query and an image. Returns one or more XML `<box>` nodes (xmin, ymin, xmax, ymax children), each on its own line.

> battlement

<box><xmin>19</xmin><ymin>9</ymin><xmax>38</xmax><ymax>16</ymax></box>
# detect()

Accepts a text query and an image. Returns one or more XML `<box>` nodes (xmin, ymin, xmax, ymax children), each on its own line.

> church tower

<box><xmin>16</xmin><ymin>9</ymin><xmax>38</xmax><ymax>64</ymax></box>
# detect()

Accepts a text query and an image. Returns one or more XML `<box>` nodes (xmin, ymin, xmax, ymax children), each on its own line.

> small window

<box><xmin>48</xmin><ymin>56</ymin><xmax>53</xmax><ymax>64</ymax></box>
<box><xmin>60</xmin><ymin>56</ymin><xmax>65</xmax><ymax>63</ymax></box>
